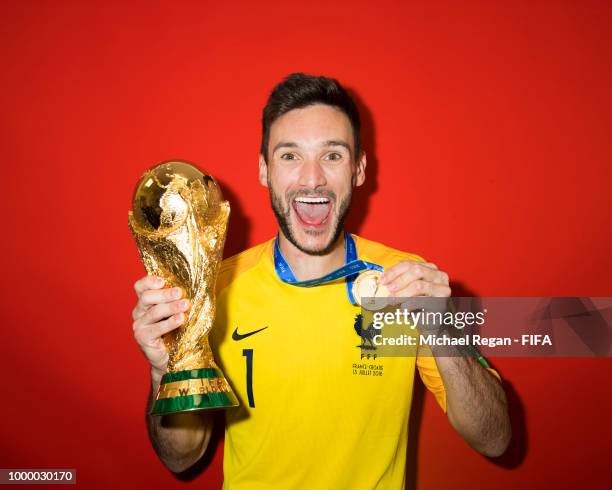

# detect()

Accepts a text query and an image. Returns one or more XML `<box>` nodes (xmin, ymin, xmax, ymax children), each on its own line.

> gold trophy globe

<box><xmin>128</xmin><ymin>161</ymin><xmax>238</xmax><ymax>415</ymax></box>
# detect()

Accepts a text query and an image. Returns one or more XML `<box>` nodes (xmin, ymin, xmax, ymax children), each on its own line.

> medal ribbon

<box><xmin>274</xmin><ymin>231</ymin><xmax>492</xmax><ymax>370</ymax></box>
<box><xmin>273</xmin><ymin>230</ymin><xmax>383</xmax><ymax>305</ymax></box>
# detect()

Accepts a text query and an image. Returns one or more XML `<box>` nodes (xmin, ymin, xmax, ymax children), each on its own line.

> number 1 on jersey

<box><xmin>242</xmin><ymin>349</ymin><xmax>255</xmax><ymax>408</ymax></box>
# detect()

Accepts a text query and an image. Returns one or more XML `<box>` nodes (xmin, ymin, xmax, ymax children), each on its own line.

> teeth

<box><xmin>294</xmin><ymin>196</ymin><xmax>330</xmax><ymax>204</ymax></box>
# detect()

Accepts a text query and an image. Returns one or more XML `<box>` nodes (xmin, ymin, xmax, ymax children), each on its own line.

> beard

<box><xmin>268</xmin><ymin>182</ymin><xmax>352</xmax><ymax>256</ymax></box>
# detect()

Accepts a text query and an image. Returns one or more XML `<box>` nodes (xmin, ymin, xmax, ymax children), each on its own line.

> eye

<box><xmin>280</xmin><ymin>153</ymin><xmax>297</xmax><ymax>161</ymax></box>
<box><xmin>325</xmin><ymin>152</ymin><xmax>343</xmax><ymax>161</ymax></box>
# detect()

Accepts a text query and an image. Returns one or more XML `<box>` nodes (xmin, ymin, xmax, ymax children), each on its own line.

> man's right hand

<box><xmin>132</xmin><ymin>275</ymin><xmax>191</xmax><ymax>377</ymax></box>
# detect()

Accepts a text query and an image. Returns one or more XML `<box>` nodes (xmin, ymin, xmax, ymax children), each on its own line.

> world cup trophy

<box><xmin>128</xmin><ymin>160</ymin><xmax>238</xmax><ymax>415</ymax></box>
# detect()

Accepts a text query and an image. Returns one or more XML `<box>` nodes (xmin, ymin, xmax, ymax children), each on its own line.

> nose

<box><xmin>298</xmin><ymin>158</ymin><xmax>327</xmax><ymax>190</ymax></box>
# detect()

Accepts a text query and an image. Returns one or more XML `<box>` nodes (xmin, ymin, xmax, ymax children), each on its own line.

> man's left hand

<box><xmin>379</xmin><ymin>260</ymin><xmax>451</xmax><ymax>298</ymax></box>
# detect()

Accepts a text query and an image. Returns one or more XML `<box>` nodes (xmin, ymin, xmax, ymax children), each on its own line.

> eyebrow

<box><xmin>272</xmin><ymin>140</ymin><xmax>351</xmax><ymax>154</ymax></box>
<box><xmin>272</xmin><ymin>141</ymin><xmax>298</xmax><ymax>154</ymax></box>
<box><xmin>323</xmin><ymin>140</ymin><xmax>351</xmax><ymax>152</ymax></box>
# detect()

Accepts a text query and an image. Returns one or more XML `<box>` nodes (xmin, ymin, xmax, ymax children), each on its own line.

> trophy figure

<box><xmin>128</xmin><ymin>160</ymin><xmax>238</xmax><ymax>415</ymax></box>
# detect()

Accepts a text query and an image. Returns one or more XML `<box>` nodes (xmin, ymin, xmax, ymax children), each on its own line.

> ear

<box><xmin>354</xmin><ymin>151</ymin><xmax>367</xmax><ymax>187</ymax></box>
<box><xmin>258</xmin><ymin>154</ymin><xmax>268</xmax><ymax>187</ymax></box>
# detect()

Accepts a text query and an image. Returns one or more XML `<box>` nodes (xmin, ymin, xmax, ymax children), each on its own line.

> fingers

<box><xmin>381</xmin><ymin>261</ymin><xmax>449</xmax><ymax>294</ymax></box>
<box><xmin>132</xmin><ymin>297</ymin><xmax>190</xmax><ymax>348</ymax></box>
<box><xmin>138</xmin><ymin>298</ymin><xmax>190</xmax><ymax>327</ymax></box>
<box><xmin>380</xmin><ymin>261</ymin><xmax>436</xmax><ymax>284</ymax></box>
<box><xmin>131</xmin><ymin>275</ymin><xmax>190</xmax><ymax>372</ymax></box>
<box><xmin>390</xmin><ymin>280</ymin><xmax>451</xmax><ymax>298</ymax></box>
<box><xmin>140</xmin><ymin>286</ymin><xmax>183</xmax><ymax>306</ymax></box>
<box><xmin>400</xmin><ymin>296</ymin><xmax>451</xmax><ymax>314</ymax></box>
<box><xmin>136</xmin><ymin>313</ymin><xmax>186</xmax><ymax>345</ymax></box>
<box><xmin>134</xmin><ymin>274</ymin><xmax>165</xmax><ymax>296</ymax></box>
<box><xmin>132</xmin><ymin>275</ymin><xmax>183</xmax><ymax>321</ymax></box>
<box><xmin>147</xmin><ymin>313</ymin><xmax>185</xmax><ymax>341</ymax></box>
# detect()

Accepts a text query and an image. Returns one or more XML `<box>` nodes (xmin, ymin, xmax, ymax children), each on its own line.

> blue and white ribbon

<box><xmin>273</xmin><ymin>230</ymin><xmax>383</xmax><ymax>305</ymax></box>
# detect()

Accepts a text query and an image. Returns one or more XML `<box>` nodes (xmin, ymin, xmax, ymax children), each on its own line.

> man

<box><xmin>131</xmin><ymin>73</ymin><xmax>511</xmax><ymax>489</ymax></box>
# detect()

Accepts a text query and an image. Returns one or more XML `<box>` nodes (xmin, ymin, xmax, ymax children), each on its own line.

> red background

<box><xmin>1</xmin><ymin>1</ymin><xmax>611</xmax><ymax>488</ymax></box>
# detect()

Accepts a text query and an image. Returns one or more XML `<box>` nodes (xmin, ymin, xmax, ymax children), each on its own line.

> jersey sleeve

<box><xmin>416</xmin><ymin>348</ymin><xmax>447</xmax><ymax>412</ymax></box>
<box><xmin>416</xmin><ymin>346</ymin><xmax>502</xmax><ymax>413</ymax></box>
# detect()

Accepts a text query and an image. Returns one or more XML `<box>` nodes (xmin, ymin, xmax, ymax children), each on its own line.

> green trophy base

<box><xmin>152</xmin><ymin>367</ymin><xmax>239</xmax><ymax>416</ymax></box>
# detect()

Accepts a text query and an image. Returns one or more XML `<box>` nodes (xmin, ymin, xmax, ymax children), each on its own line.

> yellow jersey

<box><xmin>210</xmin><ymin>234</ymin><xmax>492</xmax><ymax>490</ymax></box>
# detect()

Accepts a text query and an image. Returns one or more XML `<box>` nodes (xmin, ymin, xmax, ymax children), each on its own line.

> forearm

<box><xmin>432</xmin><ymin>351</ymin><xmax>511</xmax><ymax>457</ymax></box>
<box><xmin>381</xmin><ymin>260</ymin><xmax>511</xmax><ymax>455</ymax></box>
<box><xmin>146</xmin><ymin>368</ymin><xmax>213</xmax><ymax>473</ymax></box>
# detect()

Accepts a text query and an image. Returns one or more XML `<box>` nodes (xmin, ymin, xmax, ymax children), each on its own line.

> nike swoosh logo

<box><xmin>232</xmin><ymin>326</ymin><xmax>268</xmax><ymax>341</ymax></box>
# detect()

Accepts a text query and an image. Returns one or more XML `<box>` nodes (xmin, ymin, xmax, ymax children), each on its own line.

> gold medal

<box><xmin>352</xmin><ymin>270</ymin><xmax>390</xmax><ymax>310</ymax></box>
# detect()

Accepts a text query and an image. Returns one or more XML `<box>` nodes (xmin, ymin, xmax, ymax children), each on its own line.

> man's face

<box><xmin>259</xmin><ymin>104</ymin><xmax>366</xmax><ymax>255</ymax></box>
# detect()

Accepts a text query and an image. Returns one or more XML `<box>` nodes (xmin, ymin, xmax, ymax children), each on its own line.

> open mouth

<box><xmin>291</xmin><ymin>196</ymin><xmax>332</xmax><ymax>228</ymax></box>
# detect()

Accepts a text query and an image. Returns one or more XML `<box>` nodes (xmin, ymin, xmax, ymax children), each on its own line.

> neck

<box><xmin>277</xmin><ymin>231</ymin><xmax>346</xmax><ymax>281</ymax></box>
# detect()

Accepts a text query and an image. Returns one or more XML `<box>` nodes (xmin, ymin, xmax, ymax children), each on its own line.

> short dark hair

<box><xmin>260</xmin><ymin>73</ymin><xmax>361</xmax><ymax>163</ymax></box>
